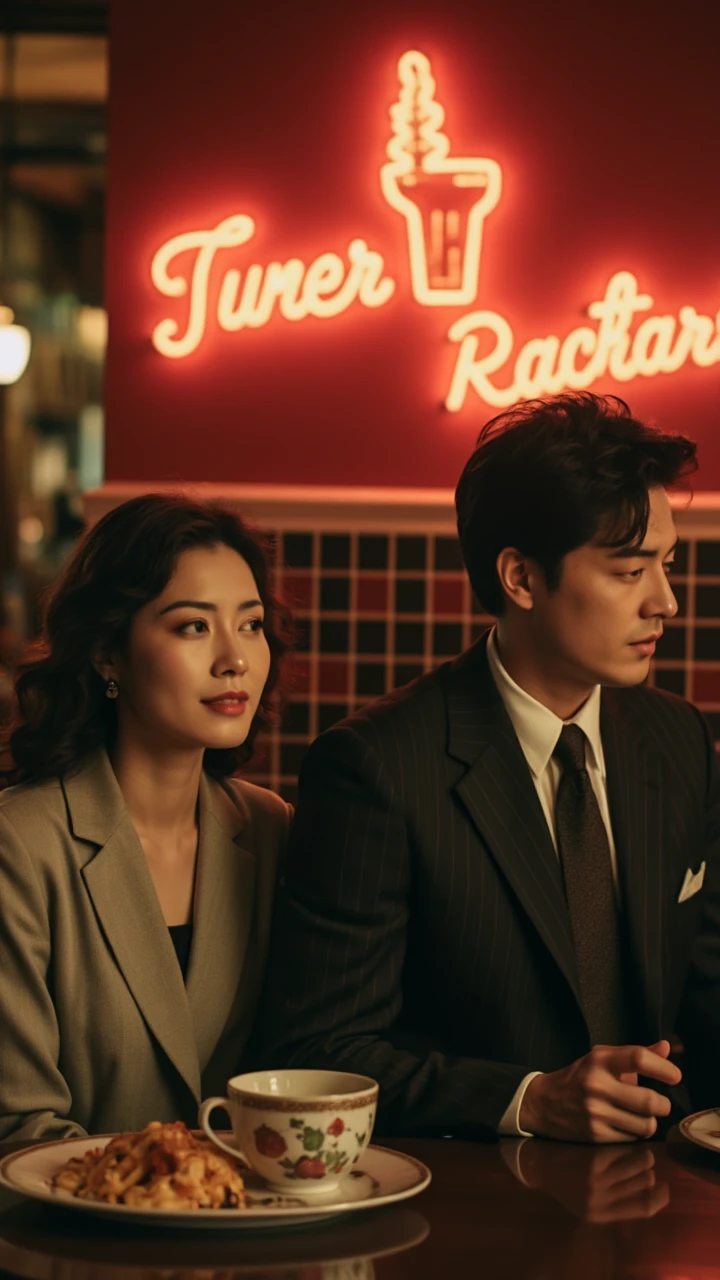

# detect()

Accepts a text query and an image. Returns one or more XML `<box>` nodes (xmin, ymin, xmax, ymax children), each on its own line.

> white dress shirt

<box><xmin>485</xmin><ymin>628</ymin><xmax>619</xmax><ymax>1137</ymax></box>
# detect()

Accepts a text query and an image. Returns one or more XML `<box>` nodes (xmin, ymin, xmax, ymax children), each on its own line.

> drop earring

<box><xmin>105</xmin><ymin>679</ymin><xmax>119</xmax><ymax>699</ymax></box>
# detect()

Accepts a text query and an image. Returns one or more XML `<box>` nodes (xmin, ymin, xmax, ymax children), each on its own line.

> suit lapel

<box><xmin>447</xmin><ymin>641</ymin><xmax>584</xmax><ymax>1011</ymax></box>
<box><xmin>185</xmin><ymin>773</ymin><xmax>257</xmax><ymax>1072</ymax></box>
<box><xmin>601</xmin><ymin>692</ymin><xmax>665</xmax><ymax>1037</ymax></box>
<box><xmin>64</xmin><ymin>754</ymin><xmax>202</xmax><ymax>1100</ymax></box>
<box><xmin>67</xmin><ymin>758</ymin><xmax>259</xmax><ymax>1089</ymax></box>
<box><xmin>64</xmin><ymin>747</ymin><xmax>199</xmax><ymax>1100</ymax></box>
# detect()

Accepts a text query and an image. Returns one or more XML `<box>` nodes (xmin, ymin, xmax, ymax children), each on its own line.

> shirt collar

<box><xmin>486</xmin><ymin>628</ymin><xmax>605</xmax><ymax>779</ymax></box>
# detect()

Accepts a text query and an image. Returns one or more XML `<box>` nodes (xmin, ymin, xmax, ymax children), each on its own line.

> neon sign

<box><xmin>148</xmin><ymin>50</ymin><xmax>720</xmax><ymax>407</ymax></box>
<box><xmin>380</xmin><ymin>50</ymin><xmax>501</xmax><ymax>306</ymax></box>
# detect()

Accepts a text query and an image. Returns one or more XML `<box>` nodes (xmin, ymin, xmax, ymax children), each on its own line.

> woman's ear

<box><xmin>496</xmin><ymin>547</ymin><xmax>536</xmax><ymax>612</ymax></box>
<box><xmin>91</xmin><ymin>650</ymin><xmax>117</xmax><ymax>684</ymax></box>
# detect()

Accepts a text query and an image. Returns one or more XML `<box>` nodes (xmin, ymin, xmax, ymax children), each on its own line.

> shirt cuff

<box><xmin>497</xmin><ymin>1071</ymin><xmax>543</xmax><ymax>1136</ymax></box>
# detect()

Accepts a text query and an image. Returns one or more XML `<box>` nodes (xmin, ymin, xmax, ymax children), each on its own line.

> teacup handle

<box><xmin>198</xmin><ymin>1097</ymin><xmax>249</xmax><ymax>1165</ymax></box>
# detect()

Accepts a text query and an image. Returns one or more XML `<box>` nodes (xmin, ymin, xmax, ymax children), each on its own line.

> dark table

<box><xmin>2</xmin><ymin>1130</ymin><xmax>720</xmax><ymax>1278</ymax></box>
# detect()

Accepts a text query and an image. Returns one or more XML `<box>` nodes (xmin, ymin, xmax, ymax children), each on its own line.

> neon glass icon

<box><xmin>380</xmin><ymin>50</ymin><xmax>502</xmax><ymax>307</ymax></box>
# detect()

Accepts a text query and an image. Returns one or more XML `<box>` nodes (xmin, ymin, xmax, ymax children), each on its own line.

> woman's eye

<box><xmin>178</xmin><ymin>619</ymin><xmax>208</xmax><ymax>635</ymax></box>
<box><xmin>241</xmin><ymin>617</ymin><xmax>265</xmax><ymax>633</ymax></box>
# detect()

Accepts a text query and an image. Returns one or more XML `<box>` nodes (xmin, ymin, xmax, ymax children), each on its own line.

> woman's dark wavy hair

<box><xmin>3</xmin><ymin>494</ymin><xmax>293</xmax><ymax>784</ymax></box>
<box><xmin>456</xmin><ymin>391</ymin><xmax>698</xmax><ymax>617</ymax></box>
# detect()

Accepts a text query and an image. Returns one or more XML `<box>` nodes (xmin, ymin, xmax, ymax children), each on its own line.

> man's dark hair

<box><xmin>455</xmin><ymin>392</ymin><xmax>697</xmax><ymax>617</ymax></box>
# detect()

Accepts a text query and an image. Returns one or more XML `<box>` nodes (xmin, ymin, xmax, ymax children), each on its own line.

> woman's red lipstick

<box><xmin>202</xmin><ymin>692</ymin><xmax>249</xmax><ymax>716</ymax></box>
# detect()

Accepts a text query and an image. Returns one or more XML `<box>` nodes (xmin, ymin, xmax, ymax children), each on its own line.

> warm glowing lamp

<box><xmin>0</xmin><ymin>305</ymin><xmax>31</xmax><ymax>385</ymax></box>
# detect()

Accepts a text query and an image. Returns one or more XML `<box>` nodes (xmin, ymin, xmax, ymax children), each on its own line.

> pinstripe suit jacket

<box><xmin>259</xmin><ymin>635</ymin><xmax>720</xmax><ymax>1136</ymax></box>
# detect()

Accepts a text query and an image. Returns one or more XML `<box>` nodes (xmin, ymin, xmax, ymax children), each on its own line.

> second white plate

<box><xmin>679</xmin><ymin>1108</ymin><xmax>720</xmax><ymax>1156</ymax></box>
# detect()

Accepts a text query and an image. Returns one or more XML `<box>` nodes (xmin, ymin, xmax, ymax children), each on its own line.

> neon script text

<box><xmin>446</xmin><ymin>271</ymin><xmax>720</xmax><ymax>410</ymax></box>
<box><xmin>150</xmin><ymin>215</ymin><xmax>395</xmax><ymax>358</ymax></box>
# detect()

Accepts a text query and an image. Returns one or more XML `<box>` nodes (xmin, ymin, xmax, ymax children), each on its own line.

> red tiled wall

<box><xmin>248</xmin><ymin>525</ymin><xmax>712</xmax><ymax>803</ymax></box>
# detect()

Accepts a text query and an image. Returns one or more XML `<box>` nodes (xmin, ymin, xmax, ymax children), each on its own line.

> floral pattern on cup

<box><xmin>253</xmin><ymin>1114</ymin><xmax>371</xmax><ymax>1181</ymax></box>
<box><xmin>253</xmin><ymin>1125</ymin><xmax>288</xmax><ymax>1158</ymax></box>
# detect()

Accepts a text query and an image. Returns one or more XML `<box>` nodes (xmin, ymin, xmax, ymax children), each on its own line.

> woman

<box><xmin>0</xmin><ymin>494</ymin><xmax>292</xmax><ymax>1141</ymax></box>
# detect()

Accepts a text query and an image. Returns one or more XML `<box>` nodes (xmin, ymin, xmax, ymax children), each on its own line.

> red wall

<box><xmin>105</xmin><ymin>0</ymin><xmax>720</xmax><ymax>488</ymax></box>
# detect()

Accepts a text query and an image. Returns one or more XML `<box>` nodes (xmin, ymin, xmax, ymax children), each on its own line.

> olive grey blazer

<box><xmin>0</xmin><ymin>750</ymin><xmax>290</xmax><ymax>1141</ymax></box>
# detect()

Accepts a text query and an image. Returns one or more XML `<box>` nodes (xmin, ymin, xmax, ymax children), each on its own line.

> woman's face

<box><xmin>109</xmin><ymin>543</ymin><xmax>272</xmax><ymax>754</ymax></box>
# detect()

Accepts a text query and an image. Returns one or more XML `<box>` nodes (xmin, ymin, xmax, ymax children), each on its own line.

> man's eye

<box><xmin>620</xmin><ymin>568</ymin><xmax>643</xmax><ymax>579</ymax></box>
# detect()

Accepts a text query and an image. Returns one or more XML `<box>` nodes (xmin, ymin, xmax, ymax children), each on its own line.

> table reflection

<box><xmin>0</xmin><ymin>1193</ymin><xmax>428</xmax><ymax>1280</ymax></box>
<box><xmin>493</xmin><ymin>1140</ymin><xmax>670</xmax><ymax>1280</ymax></box>
<box><xmin>501</xmin><ymin>1137</ymin><xmax>670</xmax><ymax>1222</ymax></box>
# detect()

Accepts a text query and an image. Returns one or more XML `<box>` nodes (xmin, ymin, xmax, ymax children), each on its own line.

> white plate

<box><xmin>679</xmin><ymin>1108</ymin><xmax>720</xmax><ymax>1156</ymax></box>
<box><xmin>0</xmin><ymin>1137</ymin><xmax>431</xmax><ymax>1230</ymax></box>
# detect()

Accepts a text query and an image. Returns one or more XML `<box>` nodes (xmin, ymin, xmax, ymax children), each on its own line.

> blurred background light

<box><xmin>0</xmin><ymin>305</ymin><xmax>31</xmax><ymax>384</ymax></box>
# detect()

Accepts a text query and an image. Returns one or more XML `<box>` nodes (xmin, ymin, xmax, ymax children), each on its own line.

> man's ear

<box><xmin>496</xmin><ymin>547</ymin><xmax>536</xmax><ymax>612</ymax></box>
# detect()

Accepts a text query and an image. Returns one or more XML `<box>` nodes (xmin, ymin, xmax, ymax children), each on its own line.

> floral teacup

<box><xmin>198</xmin><ymin>1069</ymin><xmax>379</xmax><ymax>1195</ymax></box>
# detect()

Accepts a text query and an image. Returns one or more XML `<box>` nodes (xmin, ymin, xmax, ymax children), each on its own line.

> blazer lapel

<box><xmin>64</xmin><ymin>753</ymin><xmax>202</xmax><ymax>1100</ymax></box>
<box><xmin>601</xmin><ymin>693</ymin><xmax>665</xmax><ymax>1037</ymax></box>
<box><xmin>185</xmin><ymin>773</ymin><xmax>257</xmax><ymax>1072</ymax></box>
<box><xmin>447</xmin><ymin>641</ymin><xmax>584</xmax><ymax>1011</ymax></box>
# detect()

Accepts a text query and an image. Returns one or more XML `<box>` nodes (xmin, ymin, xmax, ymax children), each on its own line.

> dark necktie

<box><xmin>553</xmin><ymin>724</ymin><xmax>627</xmax><ymax>1046</ymax></box>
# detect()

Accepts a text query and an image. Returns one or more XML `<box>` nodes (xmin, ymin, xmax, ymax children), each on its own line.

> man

<box><xmin>260</xmin><ymin>392</ymin><xmax>720</xmax><ymax>1141</ymax></box>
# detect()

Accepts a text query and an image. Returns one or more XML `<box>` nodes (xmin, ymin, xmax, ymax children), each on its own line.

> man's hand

<box><xmin>519</xmin><ymin>1040</ymin><xmax>682</xmax><ymax>1142</ymax></box>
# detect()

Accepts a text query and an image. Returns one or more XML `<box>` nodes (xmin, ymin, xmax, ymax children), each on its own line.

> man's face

<box><xmin>527</xmin><ymin>486</ymin><xmax>678</xmax><ymax>690</ymax></box>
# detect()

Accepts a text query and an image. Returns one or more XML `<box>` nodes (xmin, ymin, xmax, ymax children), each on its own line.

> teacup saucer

<box><xmin>0</xmin><ymin>1138</ymin><xmax>431</xmax><ymax>1230</ymax></box>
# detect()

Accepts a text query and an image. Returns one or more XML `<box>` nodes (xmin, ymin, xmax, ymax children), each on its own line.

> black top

<box><xmin>168</xmin><ymin>922</ymin><xmax>193</xmax><ymax>981</ymax></box>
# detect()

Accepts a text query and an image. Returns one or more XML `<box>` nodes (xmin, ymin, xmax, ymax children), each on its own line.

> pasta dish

<box><xmin>51</xmin><ymin>1120</ymin><xmax>247</xmax><ymax>1210</ymax></box>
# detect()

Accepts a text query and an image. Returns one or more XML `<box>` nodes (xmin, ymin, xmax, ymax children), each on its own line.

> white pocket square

<box><xmin>678</xmin><ymin>862</ymin><xmax>706</xmax><ymax>904</ymax></box>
